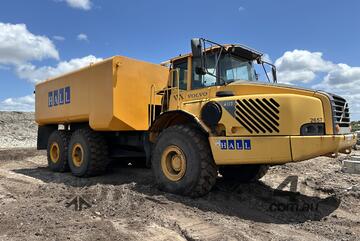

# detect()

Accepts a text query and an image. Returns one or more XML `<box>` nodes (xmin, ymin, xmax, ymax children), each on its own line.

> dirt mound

<box><xmin>0</xmin><ymin>112</ymin><xmax>36</xmax><ymax>149</ymax></box>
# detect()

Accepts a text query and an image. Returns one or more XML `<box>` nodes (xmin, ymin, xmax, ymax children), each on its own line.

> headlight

<box><xmin>300</xmin><ymin>123</ymin><xmax>325</xmax><ymax>136</ymax></box>
<box><xmin>201</xmin><ymin>101</ymin><xmax>222</xmax><ymax>127</ymax></box>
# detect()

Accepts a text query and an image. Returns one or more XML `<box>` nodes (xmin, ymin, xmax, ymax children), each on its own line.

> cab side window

<box><xmin>192</xmin><ymin>55</ymin><xmax>217</xmax><ymax>89</ymax></box>
<box><xmin>172</xmin><ymin>60</ymin><xmax>188</xmax><ymax>90</ymax></box>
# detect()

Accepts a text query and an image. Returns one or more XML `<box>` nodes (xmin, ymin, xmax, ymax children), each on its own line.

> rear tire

<box><xmin>219</xmin><ymin>165</ymin><xmax>269</xmax><ymax>182</ymax></box>
<box><xmin>68</xmin><ymin>128</ymin><xmax>109</xmax><ymax>177</ymax></box>
<box><xmin>47</xmin><ymin>130</ymin><xmax>70</xmax><ymax>172</ymax></box>
<box><xmin>151</xmin><ymin>125</ymin><xmax>217</xmax><ymax>197</ymax></box>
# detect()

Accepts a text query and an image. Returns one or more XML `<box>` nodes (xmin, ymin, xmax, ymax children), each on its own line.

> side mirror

<box><xmin>191</xmin><ymin>38</ymin><xmax>203</xmax><ymax>58</ymax></box>
<box><xmin>195</xmin><ymin>67</ymin><xmax>206</xmax><ymax>75</ymax></box>
<box><xmin>272</xmin><ymin>66</ymin><xmax>277</xmax><ymax>83</ymax></box>
<box><xmin>191</xmin><ymin>38</ymin><xmax>206</xmax><ymax>75</ymax></box>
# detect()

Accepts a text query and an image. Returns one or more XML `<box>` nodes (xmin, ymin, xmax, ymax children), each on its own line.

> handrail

<box><xmin>149</xmin><ymin>84</ymin><xmax>156</xmax><ymax>126</ymax></box>
<box><xmin>149</xmin><ymin>69</ymin><xmax>183</xmax><ymax>127</ymax></box>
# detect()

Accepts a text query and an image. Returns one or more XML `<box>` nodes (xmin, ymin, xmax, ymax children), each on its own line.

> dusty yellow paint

<box><xmin>35</xmin><ymin>56</ymin><xmax>169</xmax><ymax>130</ymax></box>
<box><xmin>209</xmin><ymin>136</ymin><xmax>292</xmax><ymax>165</ymax></box>
<box><xmin>170</xmin><ymin>84</ymin><xmax>327</xmax><ymax>136</ymax></box>
<box><xmin>209</xmin><ymin>133</ymin><xmax>356</xmax><ymax>165</ymax></box>
<box><xmin>290</xmin><ymin>133</ymin><xmax>357</xmax><ymax>161</ymax></box>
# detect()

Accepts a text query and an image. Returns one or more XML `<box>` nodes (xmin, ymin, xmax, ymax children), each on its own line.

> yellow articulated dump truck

<box><xmin>35</xmin><ymin>38</ymin><xmax>357</xmax><ymax>197</ymax></box>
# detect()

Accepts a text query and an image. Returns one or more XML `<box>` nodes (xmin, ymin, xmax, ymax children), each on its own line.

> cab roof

<box><xmin>169</xmin><ymin>44</ymin><xmax>263</xmax><ymax>63</ymax></box>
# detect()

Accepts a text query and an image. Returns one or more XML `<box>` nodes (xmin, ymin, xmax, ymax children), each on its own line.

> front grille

<box><xmin>331</xmin><ymin>95</ymin><xmax>350</xmax><ymax>127</ymax></box>
<box><xmin>235</xmin><ymin>98</ymin><xmax>280</xmax><ymax>134</ymax></box>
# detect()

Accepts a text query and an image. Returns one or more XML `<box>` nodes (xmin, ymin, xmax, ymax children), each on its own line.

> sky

<box><xmin>0</xmin><ymin>0</ymin><xmax>359</xmax><ymax>119</ymax></box>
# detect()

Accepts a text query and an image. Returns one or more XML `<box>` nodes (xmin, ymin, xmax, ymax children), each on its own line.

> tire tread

<box><xmin>69</xmin><ymin>128</ymin><xmax>109</xmax><ymax>177</ymax></box>
<box><xmin>47</xmin><ymin>130</ymin><xmax>70</xmax><ymax>172</ymax></box>
<box><xmin>153</xmin><ymin>125</ymin><xmax>217</xmax><ymax>197</ymax></box>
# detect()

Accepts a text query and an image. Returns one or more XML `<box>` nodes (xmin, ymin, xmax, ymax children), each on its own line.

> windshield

<box><xmin>192</xmin><ymin>52</ymin><xmax>256</xmax><ymax>89</ymax></box>
<box><xmin>219</xmin><ymin>53</ymin><xmax>255</xmax><ymax>83</ymax></box>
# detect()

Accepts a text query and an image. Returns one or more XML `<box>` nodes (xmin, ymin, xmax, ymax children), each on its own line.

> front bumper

<box><xmin>209</xmin><ymin>133</ymin><xmax>357</xmax><ymax>165</ymax></box>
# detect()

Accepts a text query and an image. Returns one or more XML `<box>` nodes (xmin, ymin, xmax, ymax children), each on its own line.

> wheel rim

<box><xmin>50</xmin><ymin>142</ymin><xmax>60</xmax><ymax>163</ymax></box>
<box><xmin>161</xmin><ymin>145</ymin><xmax>186</xmax><ymax>181</ymax></box>
<box><xmin>72</xmin><ymin>143</ymin><xmax>84</xmax><ymax>167</ymax></box>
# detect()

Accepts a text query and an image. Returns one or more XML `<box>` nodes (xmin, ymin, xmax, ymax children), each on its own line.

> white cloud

<box><xmin>53</xmin><ymin>35</ymin><xmax>65</xmax><ymax>41</ymax></box>
<box><xmin>323</xmin><ymin>63</ymin><xmax>360</xmax><ymax>86</ymax></box>
<box><xmin>77</xmin><ymin>33</ymin><xmax>88</xmax><ymax>41</ymax></box>
<box><xmin>275</xmin><ymin>50</ymin><xmax>333</xmax><ymax>83</ymax></box>
<box><xmin>16</xmin><ymin>55</ymin><xmax>103</xmax><ymax>83</ymax></box>
<box><xmin>238</xmin><ymin>6</ymin><xmax>245</xmax><ymax>12</ymax></box>
<box><xmin>0</xmin><ymin>22</ymin><xmax>100</xmax><ymax>112</ymax></box>
<box><xmin>275</xmin><ymin>49</ymin><xmax>360</xmax><ymax>119</ymax></box>
<box><xmin>57</xmin><ymin>0</ymin><xmax>92</xmax><ymax>10</ymax></box>
<box><xmin>0</xmin><ymin>55</ymin><xmax>102</xmax><ymax>111</ymax></box>
<box><xmin>0</xmin><ymin>23</ymin><xmax>59</xmax><ymax>65</ymax></box>
<box><xmin>276</xmin><ymin>69</ymin><xmax>316</xmax><ymax>84</ymax></box>
<box><xmin>312</xmin><ymin>63</ymin><xmax>360</xmax><ymax>118</ymax></box>
<box><xmin>0</xmin><ymin>94</ymin><xmax>35</xmax><ymax>111</ymax></box>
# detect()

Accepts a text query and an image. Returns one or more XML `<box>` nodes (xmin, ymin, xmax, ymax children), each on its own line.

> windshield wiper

<box><xmin>223</xmin><ymin>79</ymin><xmax>235</xmax><ymax>85</ymax></box>
<box><xmin>261</xmin><ymin>62</ymin><xmax>271</xmax><ymax>83</ymax></box>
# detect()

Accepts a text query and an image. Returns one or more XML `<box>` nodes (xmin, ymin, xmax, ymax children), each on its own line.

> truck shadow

<box><xmin>15</xmin><ymin>161</ymin><xmax>340</xmax><ymax>224</ymax></box>
<box><xmin>146</xmin><ymin>180</ymin><xmax>340</xmax><ymax>224</ymax></box>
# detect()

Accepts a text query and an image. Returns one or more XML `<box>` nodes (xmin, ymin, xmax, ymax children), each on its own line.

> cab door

<box><xmin>167</xmin><ymin>58</ymin><xmax>189</xmax><ymax>110</ymax></box>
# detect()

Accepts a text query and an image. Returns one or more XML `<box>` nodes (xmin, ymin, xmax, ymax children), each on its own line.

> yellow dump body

<box><xmin>35</xmin><ymin>56</ymin><xmax>168</xmax><ymax>131</ymax></box>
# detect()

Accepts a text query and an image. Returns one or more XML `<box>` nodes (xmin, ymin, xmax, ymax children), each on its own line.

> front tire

<box><xmin>47</xmin><ymin>130</ymin><xmax>70</xmax><ymax>172</ymax></box>
<box><xmin>68</xmin><ymin>128</ymin><xmax>109</xmax><ymax>177</ymax></box>
<box><xmin>151</xmin><ymin>125</ymin><xmax>217</xmax><ymax>197</ymax></box>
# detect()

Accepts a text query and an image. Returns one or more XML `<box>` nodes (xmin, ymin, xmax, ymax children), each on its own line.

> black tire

<box><xmin>151</xmin><ymin>125</ymin><xmax>217</xmax><ymax>197</ymax></box>
<box><xmin>47</xmin><ymin>130</ymin><xmax>70</xmax><ymax>172</ymax></box>
<box><xmin>68</xmin><ymin>128</ymin><xmax>109</xmax><ymax>177</ymax></box>
<box><xmin>219</xmin><ymin>165</ymin><xmax>269</xmax><ymax>182</ymax></box>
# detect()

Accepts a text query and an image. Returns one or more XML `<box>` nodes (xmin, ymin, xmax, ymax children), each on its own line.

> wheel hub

<box><xmin>171</xmin><ymin>156</ymin><xmax>182</xmax><ymax>171</ymax></box>
<box><xmin>50</xmin><ymin>142</ymin><xmax>60</xmax><ymax>163</ymax></box>
<box><xmin>161</xmin><ymin>145</ymin><xmax>186</xmax><ymax>181</ymax></box>
<box><xmin>72</xmin><ymin>143</ymin><xmax>84</xmax><ymax>167</ymax></box>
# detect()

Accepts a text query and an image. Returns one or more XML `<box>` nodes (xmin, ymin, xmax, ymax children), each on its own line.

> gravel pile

<box><xmin>0</xmin><ymin>111</ymin><xmax>37</xmax><ymax>149</ymax></box>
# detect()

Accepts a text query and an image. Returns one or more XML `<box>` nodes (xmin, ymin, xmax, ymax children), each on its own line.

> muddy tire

<box><xmin>47</xmin><ymin>130</ymin><xmax>70</xmax><ymax>172</ymax></box>
<box><xmin>219</xmin><ymin>165</ymin><xmax>269</xmax><ymax>182</ymax></box>
<box><xmin>68</xmin><ymin>128</ymin><xmax>109</xmax><ymax>177</ymax></box>
<box><xmin>151</xmin><ymin>125</ymin><xmax>217</xmax><ymax>197</ymax></box>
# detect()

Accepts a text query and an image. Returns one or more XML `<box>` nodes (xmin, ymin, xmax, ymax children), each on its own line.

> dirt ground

<box><xmin>0</xmin><ymin>112</ymin><xmax>360</xmax><ymax>241</ymax></box>
<box><xmin>0</xmin><ymin>147</ymin><xmax>359</xmax><ymax>241</ymax></box>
